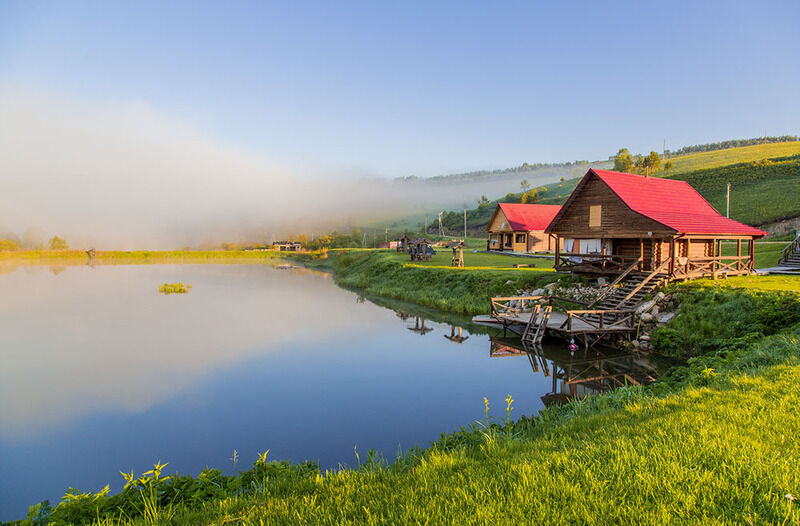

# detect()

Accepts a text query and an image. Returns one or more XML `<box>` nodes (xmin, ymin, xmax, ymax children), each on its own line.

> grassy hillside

<box><xmin>666</xmin><ymin>141</ymin><xmax>800</xmax><ymax>173</ymax></box>
<box><xmin>436</xmin><ymin>149</ymin><xmax>800</xmax><ymax>235</ymax></box>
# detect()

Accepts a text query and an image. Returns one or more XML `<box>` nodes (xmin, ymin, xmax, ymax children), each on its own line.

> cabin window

<box><xmin>515</xmin><ymin>234</ymin><xmax>526</xmax><ymax>244</ymax></box>
<box><xmin>589</xmin><ymin>205</ymin><xmax>602</xmax><ymax>228</ymax></box>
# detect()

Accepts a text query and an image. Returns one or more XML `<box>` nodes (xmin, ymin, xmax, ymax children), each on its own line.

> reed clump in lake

<box><xmin>16</xmin><ymin>287</ymin><xmax>800</xmax><ymax>526</ymax></box>
<box><xmin>158</xmin><ymin>283</ymin><xmax>192</xmax><ymax>295</ymax></box>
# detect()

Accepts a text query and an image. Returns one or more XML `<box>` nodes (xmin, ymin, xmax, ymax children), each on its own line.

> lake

<box><xmin>0</xmin><ymin>263</ymin><xmax>660</xmax><ymax>520</ymax></box>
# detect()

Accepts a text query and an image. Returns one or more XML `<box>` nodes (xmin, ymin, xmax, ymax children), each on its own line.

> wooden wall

<box><xmin>548</xmin><ymin>174</ymin><xmax>673</xmax><ymax>238</ymax></box>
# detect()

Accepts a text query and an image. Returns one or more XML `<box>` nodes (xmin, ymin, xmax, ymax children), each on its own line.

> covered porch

<box><xmin>553</xmin><ymin>235</ymin><xmax>756</xmax><ymax>279</ymax></box>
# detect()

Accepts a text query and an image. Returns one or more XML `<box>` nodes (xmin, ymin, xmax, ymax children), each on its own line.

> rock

<box><xmin>597</xmin><ymin>277</ymin><xmax>608</xmax><ymax>286</ymax></box>
<box><xmin>639</xmin><ymin>341</ymin><xmax>650</xmax><ymax>351</ymax></box>
<box><xmin>506</xmin><ymin>280</ymin><xmax>513</xmax><ymax>285</ymax></box>
<box><xmin>631</xmin><ymin>340</ymin><xmax>640</xmax><ymax>348</ymax></box>
<box><xmin>641</xmin><ymin>312</ymin><xmax>654</xmax><ymax>323</ymax></box>
<box><xmin>544</xmin><ymin>282</ymin><xmax>558</xmax><ymax>291</ymax></box>
<box><xmin>656</xmin><ymin>291</ymin><xmax>666</xmax><ymax>300</ymax></box>
<box><xmin>635</xmin><ymin>299</ymin><xmax>657</xmax><ymax>314</ymax></box>
<box><xmin>651</xmin><ymin>306</ymin><xmax>660</xmax><ymax>315</ymax></box>
<box><xmin>532</xmin><ymin>288</ymin><xmax>545</xmax><ymax>296</ymax></box>
<box><xmin>656</xmin><ymin>312</ymin><xmax>676</xmax><ymax>324</ymax></box>
<box><xmin>640</xmin><ymin>334</ymin><xmax>650</xmax><ymax>341</ymax></box>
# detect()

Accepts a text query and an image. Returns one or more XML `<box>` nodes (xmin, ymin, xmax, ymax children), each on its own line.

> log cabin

<box><xmin>486</xmin><ymin>203</ymin><xmax>562</xmax><ymax>253</ymax></box>
<box><xmin>544</xmin><ymin>169</ymin><xmax>766</xmax><ymax>279</ymax></box>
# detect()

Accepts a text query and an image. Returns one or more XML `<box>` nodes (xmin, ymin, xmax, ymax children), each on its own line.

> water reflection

<box><xmin>407</xmin><ymin>316</ymin><xmax>434</xmax><ymax>335</ymax></box>
<box><xmin>489</xmin><ymin>337</ymin><xmax>660</xmax><ymax>406</ymax></box>
<box><xmin>444</xmin><ymin>326</ymin><xmax>469</xmax><ymax>344</ymax></box>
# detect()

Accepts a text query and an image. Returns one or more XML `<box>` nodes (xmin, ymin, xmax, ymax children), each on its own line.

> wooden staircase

<box><xmin>777</xmin><ymin>233</ymin><xmax>800</xmax><ymax>271</ymax></box>
<box><xmin>582</xmin><ymin>259</ymin><xmax>672</xmax><ymax>324</ymax></box>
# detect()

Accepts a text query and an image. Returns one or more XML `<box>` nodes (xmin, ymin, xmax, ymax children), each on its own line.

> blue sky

<box><xmin>1</xmin><ymin>0</ymin><xmax>798</xmax><ymax>178</ymax></box>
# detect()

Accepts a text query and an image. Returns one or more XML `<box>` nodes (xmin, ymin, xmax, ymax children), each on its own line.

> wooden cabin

<box><xmin>544</xmin><ymin>169</ymin><xmax>766</xmax><ymax>279</ymax></box>
<box><xmin>272</xmin><ymin>241</ymin><xmax>302</xmax><ymax>252</ymax></box>
<box><xmin>486</xmin><ymin>203</ymin><xmax>562</xmax><ymax>253</ymax></box>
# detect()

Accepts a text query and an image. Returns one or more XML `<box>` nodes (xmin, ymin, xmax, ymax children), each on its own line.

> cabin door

<box><xmin>641</xmin><ymin>239</ymin><xmax>659</xmax><ymax>271</ymax></box>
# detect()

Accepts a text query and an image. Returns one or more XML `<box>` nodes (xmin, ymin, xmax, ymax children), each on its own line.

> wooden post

<box><xmin>554</xmin><ymin>236</ymin><xmax>559</xmax><ymax>269</ymax></box>
<box><xmin>669</xmin><ymin>238</ymin><xmax>675</xmax><ymax>277</ymax></box>
<box><xmin>639</xmin><ymin>239</ymin><xmax>644</xmax><ymax>271</ymax></box>
<box><xmin>737</xmin><ymin>239</ymin><xmax>741</xmax><ymax>272</ymax></box>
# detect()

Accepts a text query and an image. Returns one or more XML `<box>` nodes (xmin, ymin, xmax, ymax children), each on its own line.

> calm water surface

<box><xmin>0</xmin><ymin>264</ymin><xmax>659</xmax><ymax>519</ymax></box>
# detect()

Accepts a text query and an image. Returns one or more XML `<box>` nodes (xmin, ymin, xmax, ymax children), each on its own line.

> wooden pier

<box><xmin>473</xmin><ymin>294</ymin><xmax>638</xmax><ymax>350</ymax></box>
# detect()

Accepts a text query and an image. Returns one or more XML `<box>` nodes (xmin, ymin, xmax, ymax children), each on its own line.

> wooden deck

<box><xmin>472</xmin><ymin>311</ymin><xmax>636</xmax><ymax>336</ymax></box>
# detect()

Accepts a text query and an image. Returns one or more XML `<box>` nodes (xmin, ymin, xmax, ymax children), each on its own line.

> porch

<box><xmin>553</xmin><ymin>236</ymin><xmax>755</xmax><ymax>280</ymax></box>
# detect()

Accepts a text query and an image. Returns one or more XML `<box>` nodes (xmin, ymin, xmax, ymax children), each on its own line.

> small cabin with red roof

<box><xmin>486</xmin><ymin>203</ymin><xmax>562</xmax><ymax>253</ymax></box>
<box><xmin>544</xmin><ymin>169</ymin><xmax>766</xmax><ymax>279</ymax></box>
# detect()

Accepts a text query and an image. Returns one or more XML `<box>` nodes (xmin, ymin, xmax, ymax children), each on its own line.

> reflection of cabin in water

<box><xmin>272</xmin><ymin>241</ymin><xmax>303</xmax><ymax>252</ymax></box>
<box><xmin>486</xmin><ymin>203</ymin><xmax>562</xmax><ymax>253</ymax></box>
<box><xmin>489</xmin><ymin>337</ymin><xmax>659</xmax><ymax>406</ymax></box>
<box><xmin>545</xmin><ymin>169</ymin><xmax>766</xmax><ymax>278</ymax></box>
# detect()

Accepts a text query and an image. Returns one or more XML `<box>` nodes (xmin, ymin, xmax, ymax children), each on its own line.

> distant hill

<box><xmin>430</xmin><ymin>145</ymin><xmax>800</xmax><ymax>235</ymax></box>
<box><xmin>369</xmin><ymin>138</ymin><xmax>800</xmax><ymax>233</ymax></box>
<box><xmin>665</xmin><ymin>141</ymin><xmax>800</xmax><ymax>174</ymax></box>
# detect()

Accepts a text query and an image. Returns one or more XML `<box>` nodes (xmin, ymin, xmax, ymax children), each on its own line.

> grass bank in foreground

<box><xmin>11</xmin><ymin>286</ymin><xmax>800</xmax><ymax>525</ymax></box>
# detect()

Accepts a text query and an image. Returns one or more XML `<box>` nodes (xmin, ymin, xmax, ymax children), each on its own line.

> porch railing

<box><xmin>672</xmin><ymin>255</ymin><xmax>752</xmax><ymax>278</ymax></box>
<box><xmin>555</xmin><ymin>253</ymin><xmax>641</xmax><ymax>273</ymax></box>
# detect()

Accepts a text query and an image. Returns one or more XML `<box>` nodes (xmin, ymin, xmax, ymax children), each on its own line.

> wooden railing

<box><xmin>559</xmin><ymin>309</ymin><xmax>637</xmax><ymax>331</ymax></box>
<box><xmin>780</xmin><ymin>233</ymin><xmax>800</xmax><ymax>265</ymax></box>
<box><xmin>672</xmin><ymin>255</ymin><xmax>752</xmax><ymax>278</ymax></box>
<box><xmin>587</xmin><ymin>258</ymin><xmax>642</xmax><ymax>308</ymax></box>
<box><xmin>555</xmin><ymin>253</ymin><xmax>640</xmax><ymax>273</ymax></box>
<box><xmin>490</xmin><ymin>296</ymin><xmax>544</xmax><ymax>318</ymax></box>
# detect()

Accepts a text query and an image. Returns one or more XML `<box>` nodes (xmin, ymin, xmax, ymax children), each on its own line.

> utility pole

<box><xmin>424</xmin><ymin>216</ymin><xmax>428</xmax><ymax>234</ymax></box>
<box><xmin>363</xmin><ymin>232</ymin><xmax>367</xmax><ymax>248</ymax></box>
<box><xmin>726</xmin><ymin>183</ymin><xmax>731</xmax><ymax>218</ymax></box>
<box><xmin>464</xmin><ymin>209</ymin><xmax>467</xmax><ymax>240</ymax></box>
<box><xmin>384</xmin><ymin>228</ymin><xmax>388</xmax><ymax>242</ymax></box>
<box><xmin>438</xmin><ymin>212</ymin><xmax>444</xmax><ymax>237</ymax></box>
<box><xmin>663</xmin><ymin>138</ymin><xmax>666</xmax><ymax>156</ymax></box>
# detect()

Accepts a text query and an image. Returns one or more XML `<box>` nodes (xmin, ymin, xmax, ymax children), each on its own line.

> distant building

<box><xmin>545</xmin><ymin>169</ymin><xmax>766</xmax><ymax>277</ymax></box>
<box><xmin>272</xmin><ymin>241</ymin><xmax>302</xmax><ymax>252</ymax></box>
<box><xmin>486</xmin><ymin>203</ymin><xmax>562</xmax><ymax>253</ymax></box>
<box><xmin>378</xmin><ymin>241</ymin><xmax>400</xmax><ymax>249</ymax></box>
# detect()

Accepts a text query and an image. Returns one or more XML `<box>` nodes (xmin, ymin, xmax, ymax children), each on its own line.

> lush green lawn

<box><xmin>667</xmin><ymin>141</ymin><xmax>800</xmax><ymax>173</ymax></box>
<box><xmin>683</xmin><ymin>274</ymin><xmax>800</xmax><ymax>293</ymax></box>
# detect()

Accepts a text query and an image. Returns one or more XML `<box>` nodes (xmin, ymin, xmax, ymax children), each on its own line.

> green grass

<box><xmin>680</xmin><ymin>274</ymin><xmax>800</xmax><ymax>293</ymax></box>
<box><xmin>0</xmin><ymin>249</ymin><xmax>297</xmax><ymax>265</ymax></box>
<box><xmin>312</xmin><ymin>250</ymin><xmax>560</xmax><ymax>315</ymax></box>
<box><xmin>666</xmin><ymin>141</ymin><xmax>800</xmax><ymax>173</ymax></box>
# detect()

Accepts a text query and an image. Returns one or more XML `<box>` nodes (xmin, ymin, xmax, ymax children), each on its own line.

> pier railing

<box><xmin>490</xmin><ymin>296</ymin><xmax>544</xmax><ymax>318</ymax></box>
<box><xmin>559</xmin><ymin>309</ymin><xmax>637</xmax><ymax>331</ymax></box>
<box><xmin>555</xmin><ymin>254</ymin><xmax>640</xmax><ymax>274</ymax></box>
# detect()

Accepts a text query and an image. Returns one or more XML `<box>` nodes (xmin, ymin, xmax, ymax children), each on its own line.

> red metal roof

<box><xmin>498</xmin><ymin>203</ymin><xmax>562</xmax><ymax>231</ymax></box>
<box><xmin>590</xmin><ymin>169</ymin><xmax>767</xmax><ymax>237</ymax></box>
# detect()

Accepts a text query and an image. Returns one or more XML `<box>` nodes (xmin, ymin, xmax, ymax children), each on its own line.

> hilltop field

<box><xmin>404</xmin><ymin>141</ymin><xmax>800</xmax><ymax>236</ymax></box>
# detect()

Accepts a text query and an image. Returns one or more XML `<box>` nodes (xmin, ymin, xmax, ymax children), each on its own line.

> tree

<box><xmin>559</xmin><ymin>176</ymin><xmax>566</xmax><ymax>186</ymax></box>
<box><xmin>663</xmin><ymin>160</ymin><xmax>673</xmax><ymax>174</ymax></box>
<box><xmin>0</xmin><ymin>238</ymin><xmax>19</xmax><ymax>251</ymax></box>
<box><xmin>520</xmin><ymin>192</ymin><xmax>529</xmax><ymax>204</ymax></box>
<box><xmin>49</xmin><ymin>235</ymin><xmax>68</xmax><ymax>250</ymax></box>
<box><xmin>538</xmin><ymin>186</ymin><xmax>547</xmax><ymax>194</ymax></box>
<box><xmin>477</xmin><ymin>195</ymin><xmax>490</xmax><ymax>208</ymax></box>
<box><xmin>526</xmin><ymin>189</ymin><xmax>538</xmax><ymax>203</ymax></box>
<box><xmin>614</xmin><ymin>148</ymin><xmax>635</xmax><ymax>173</ymax></box>
<box><xmin>520</xmin><ymin>179</ymin><xmax>530</xmax><ymax>193</ymax></box>
<box><xmin>641</xmin><ymin>151</ymin><xmax>661</xmax><ymax>175</ymax></box>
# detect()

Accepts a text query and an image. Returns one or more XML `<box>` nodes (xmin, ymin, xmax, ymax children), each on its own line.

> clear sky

<box><xmin>1</xmin><ymin>0</ymin><xmax>798</xmax><ymax>178</ymax></box>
